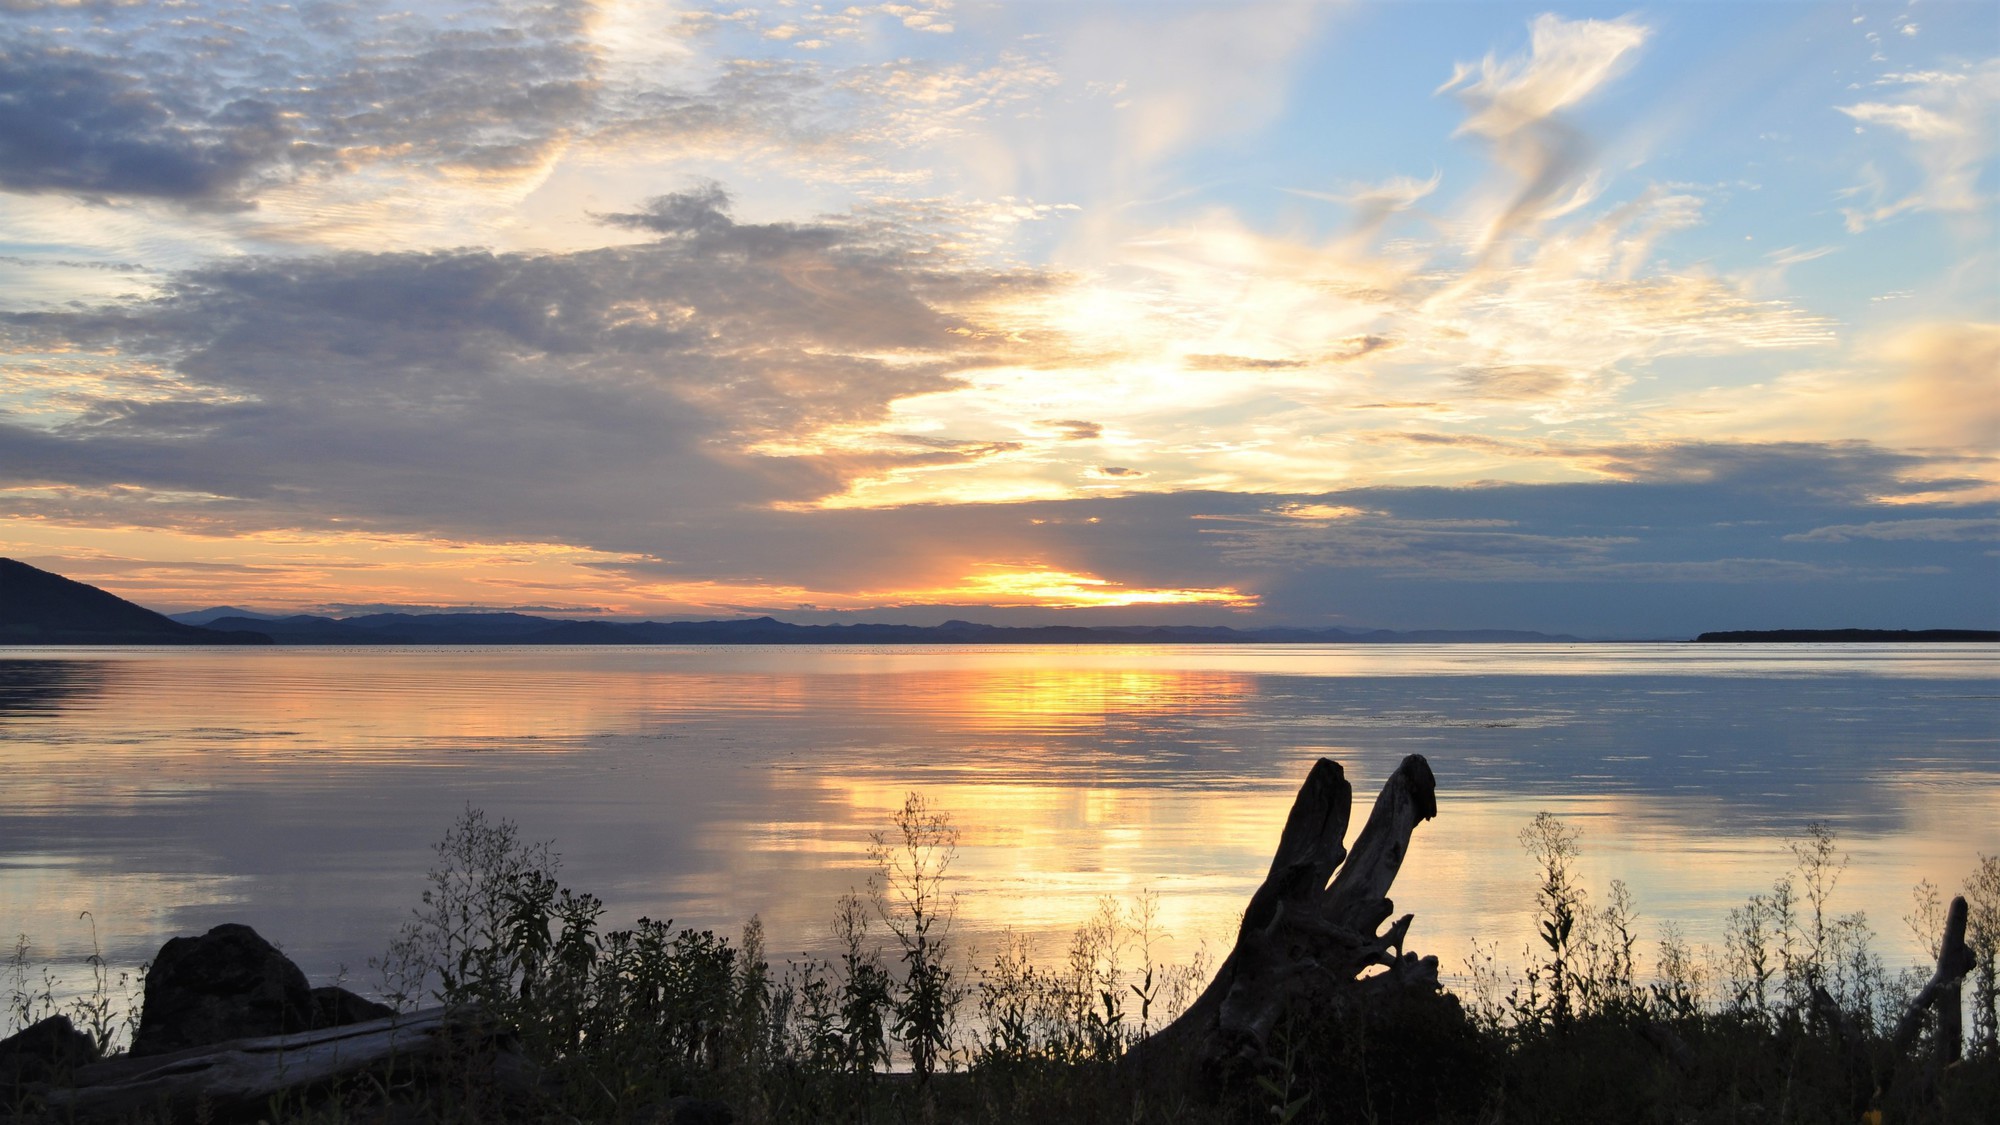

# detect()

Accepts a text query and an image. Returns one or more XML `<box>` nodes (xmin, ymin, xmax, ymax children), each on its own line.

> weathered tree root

<box><xmin>1892</xmin><ymin>893</ymin><xmax>1976</xmax><ymax>1062</ymax></box>
<box><xmin>1125</xmin><ymin>754</ymin><xmax>1439</xmax><ymax>1085</ymax></box>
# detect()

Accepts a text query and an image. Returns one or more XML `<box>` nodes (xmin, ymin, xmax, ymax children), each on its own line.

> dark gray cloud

<box><xmin>535</xmin><ymin>439</ymin><xmax>1997</xmax><ymax>634</ymax></box>
<box><xmin>1785</xmin><ymin>518</ymin><xmax>2000</xmax><ymax>544</ymax></box>
<box><xmin>0</xmin><ymin>0</ymin><xmax>932</xmax><ymax>208</ymax></box>
<box><xmin>0</xmin><ymin>46</ymin><xmax>293</xmax><ymax>203</ymax></box>
<box><xmin>598</xmin><ymin>182</ymin><xmax>742</xmax><ymax>237</ymax></box>
<box><xmin>1192</xmin><ymin>440</ymin><xmax>1992</xmax><ymax>612</ymax></box>
<box><xmin>1580</xmin><ymin>440</ymin><xmax>1957</xmax><ymax>502</ymax></box>
<box><xmin>0</xmin><ymin>1</ymin><xmax>603</xmax><ymax>204</ymax></box>
<box><xmin>0</xmin><ymin>188</ymin><xmax>1039</xmax><ymax>548</ymax></box>
<box><xmin>303</xmin><ymin>2</ymin><xmax>596</xmax><ymax>175</ymax></box>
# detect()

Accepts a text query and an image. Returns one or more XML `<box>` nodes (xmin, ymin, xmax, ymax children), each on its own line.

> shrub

<box><xmin>870</xmin><ymin>791</ymin><xmax>964</xmax><ymax>1081</ymax></box>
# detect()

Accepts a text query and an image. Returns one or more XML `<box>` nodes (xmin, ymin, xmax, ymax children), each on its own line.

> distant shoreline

<box><xmin>7</xmin><ymin>559</ymin><xmax>1998</xmax><ymax>646</ymax></box>
<box><xmin>1694</xmin><ymin>628</ymin><xmax>1999</xmax><ymax>643</ymax></box>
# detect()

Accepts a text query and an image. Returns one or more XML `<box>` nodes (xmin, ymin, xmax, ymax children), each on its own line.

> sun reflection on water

<box><xmin>0</xmin><ymin>645</ymin><xmax>1994</xmax><ymax>1005</ymax></box>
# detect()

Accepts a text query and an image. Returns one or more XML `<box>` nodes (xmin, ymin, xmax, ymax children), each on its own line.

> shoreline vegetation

<box><xmin>5</xmin><ymin>784</ymin><xmax>1997</xmax><ymax>1123</ymax></box>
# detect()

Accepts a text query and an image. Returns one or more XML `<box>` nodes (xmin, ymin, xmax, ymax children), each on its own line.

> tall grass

<box><xmin>6</xmin><ymin>802</ymin><xmax>1999</xmax><ymax>1123</ymax></box>
<box><xmin>1457</xmin><ymin>816</ymin><xmax>2000</xmax><ymax>1124</ymax></box>
<box><xmin>5</xmin><ymin>913</ymin><xmax>141</xmax><ymax>1056</ymax></box>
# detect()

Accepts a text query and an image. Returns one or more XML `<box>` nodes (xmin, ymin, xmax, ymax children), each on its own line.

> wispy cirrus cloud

<box><xmin>1437</xmin><ymin>13</ymin><xmax>1648</xmax><ymax>251</ymax></box>
<box><xmin>1838</xmin><ymin>60</ymin><xmax>1999</xmax><ymax>230</ymax></box>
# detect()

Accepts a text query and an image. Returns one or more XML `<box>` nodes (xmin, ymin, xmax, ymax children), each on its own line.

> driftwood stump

<box><xmin>1126</xmin><ymin>754</ymin><xmax>1440</xmax><ymax>1084</ymax></box>
<box><xmin>1893</xmin><ymin>893</ymin><xmax>1977</xmax><ymax>1062</ymax></box>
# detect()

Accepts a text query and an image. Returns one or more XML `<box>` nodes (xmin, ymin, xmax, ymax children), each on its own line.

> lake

<box><xmin>2</xmin><ymin>643</ymin><xmax>1996</xmax><ymax>1010</ymax></box>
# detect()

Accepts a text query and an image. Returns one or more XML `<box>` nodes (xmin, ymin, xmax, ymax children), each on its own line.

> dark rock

<box><xmin>129</xmin><ymin>923</ymin><xmax>313</xmax><ymax>1057</ymax></box>
<box><xmin>309</xmin><ymin>985</ymin><xmax>396</xmax><ymax>1029</ymax></box>
<box><xmin>0</xmin><ymin>1013</ymin><xmax>99</xmax><ymax>1088</ymax></box>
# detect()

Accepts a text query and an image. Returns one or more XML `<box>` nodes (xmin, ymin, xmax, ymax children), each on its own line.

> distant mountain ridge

<box><xmin>8</xmin><ymin>564</ymin><xmax>1589</xmax><ymax>645</ymax></box>
<box><xmin>0</xmin><ymin>559</ymin><xmax>269</xmax><ymax>645</ymax></box>
<box><xmin>17</xmin><ymin>562</ymin><xmax>1995</xmax><ymax>646</ymax></box>
<box><xmin>171</xmin><ymin>605</ymin><xmax>280</xmax><ymax>625</ymax></box>
<box><xmin>172</xmin><ymin>610</ymin><xmax>1583</xmax><ymax>645</ymax></box>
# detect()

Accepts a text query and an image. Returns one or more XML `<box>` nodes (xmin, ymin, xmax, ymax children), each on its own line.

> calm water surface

<box><xmin>2</xmin><ymin>644</ymin><xmax>1995</xmax><ymax>1001</ymax></box>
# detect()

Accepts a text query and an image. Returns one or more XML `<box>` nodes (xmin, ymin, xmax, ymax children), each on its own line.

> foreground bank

<box><xmin>5</xmin><ymin>761</ymin><xmax>1998</xmax><ymax>1124</ymax></box>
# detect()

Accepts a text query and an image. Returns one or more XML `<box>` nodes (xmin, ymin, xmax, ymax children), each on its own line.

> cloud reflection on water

<box><xmin>0</xmin><ymin>646</ymin><xmax>1994</xmax><ymax>1000</ymax></box>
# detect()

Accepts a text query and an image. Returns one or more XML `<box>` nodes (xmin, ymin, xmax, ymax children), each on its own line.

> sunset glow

<box><xmin>0</xmin><ymin>1</ymin><xmax>1992</xmax><ymax>632</ymax></box>
<box><xmin>941</xmin><ymin>565</ymin><xmax>1256</xmax><ymax>610</ymax></box>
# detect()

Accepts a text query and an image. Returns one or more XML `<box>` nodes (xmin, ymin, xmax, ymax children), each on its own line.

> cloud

<box><xmin>0</xmin><ymin>47</ymin><xmax>293</xmax><ymax>204</ymax></box>
<box><xmin>919</xmin><ymin>1</ymin><xmax>1323</xmax><ymax>223</ymax></box>
<box><xmin>1285</xmin><ymin>171</ymin><xmax>1441</xmax><ymax>242</ymax></box>
<box><xmin>1183</xmin><ymin>353</ymin><xmax>1309</xmax><ymax>371</ymax></box>
<box><xmin>1837</xmin><ymin>60</ymin><xmax>1999</xmax><ymax>230</ymax></box>
<box><xmin>1438</xmin><ymin>14</ymin><xmax>1649</xmax><ymax>248</ymax></box>
<box><xmin>304</xmin><ymin>7</ymin><xmax>597</xmax><ymax>177</ymax></box>
<box><xmin>0</xmin><ymin>4</ymin><xmax>1992</xmax><ymax>635</ymax></box>
<box><xmin>0</xmin><ymin>189</ymin><xmax>1042</xmax><ymax>551</ymax></box>
<box><xmin>1327</xmin><ymin>335</ymin><xmax>1398</xmax><ymax>362</ymax></box>
<box><xmin>1061</xmin><ymin>4</ymin><xmax>1322</xmax><ymax>172</ymax></box>
<box><xmin>1577</xmin><ymin>440</ymin><xmax>1955</xmax><ymax>500</ymax></box>
<box><xmin>0</xmin><ymin>2</ymin><xmax>614</xmax><ymax>211</ymax></box>
<box><xmin>1875</xmin><ymin>322</ymin><xmax>2000</xmax><ymax>449</ymax></box>
<box><xmin>1451</xmin><ymin>364</ymin><xmax>1574</xmax><ymax>400</ymax></box>
<box><xmin>6</xmin><ymin>438</ymin><xmax>1991</xmax><ymax>632</ymax></box>
<box><xmin>1787</xmin><ymin>518</ymin><xmax>2000</xmax><ymax>543</ymax></box>
<box><xmin>1035</xmin><ymin>419</ymin><xmax>1103</xmax><ymax>441</ymax></box>
<box><xmin>1198</xmin><ymin>441</ymin><xmax>1994</xmax><ymax>598</ymax></box>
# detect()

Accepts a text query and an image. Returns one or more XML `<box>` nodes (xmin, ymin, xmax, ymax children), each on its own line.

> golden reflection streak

<box><xmin>782</xmin><ymin>774</ymin><xmax>2000</xmax><ymax>984</ymax></box>
<box><xmin>7</xmin><ymin>649</ymin><xmax>1992</xmax><ymax>997</ymax></box>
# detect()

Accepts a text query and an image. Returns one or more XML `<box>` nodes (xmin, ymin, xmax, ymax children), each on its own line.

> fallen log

<box><xmin>1125</xmin><ymin>754</ymin><xmax>1440</xmax><ymax>1085</ymax></box>
<box><xmin>41</xmin><ymin>1004</ymin><xmax>532</xmax><ymax>1123</ymax></box>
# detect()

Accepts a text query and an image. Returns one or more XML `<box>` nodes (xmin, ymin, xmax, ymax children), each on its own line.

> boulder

<box><xmin>310</xmin><ymin>984</ymin><xmax>396</xmax><ymax>1029</ymax></box>
<box><xmin>0</xmin><ymin>1013</ymin><xmax>99</xmax><ymax>1089</ymax></box>
<box><xmin>129</xmin><ymin>923</ymin><xmax>313</xmax><ymax>1057</ymax></box>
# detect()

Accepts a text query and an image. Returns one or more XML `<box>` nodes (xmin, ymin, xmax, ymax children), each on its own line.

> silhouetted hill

<box><xmin>169</xmin><ymin>606</ymin><xmax>280</xmax><ymax>625</ymax></box>
<box><xmin>205</xmin><ymin>615</ymin><xmax>411</xmax><ymax>644</ymax></box>
<box><xmin>0</xmin><ymin>559</ymin><xmax>270</xmax><ymax>645</ymax></box>
<box><xmin>1695</xmin><ymin>628</ymin><xmax>1999</xmax><ymax>643</ymax></box>
<box><xmin>0</xmin><ymin>560</ymin><xmax>1606</xmax><ymax>646</ymax></box>
<box><xmin>196</xmin><ymin>609</ymin><xmax>1583</xmax><ymax>645</ymax></box>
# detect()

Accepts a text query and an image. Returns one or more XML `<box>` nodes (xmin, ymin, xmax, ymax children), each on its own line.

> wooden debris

<box><xmin>1892</xmin><ymin>893</ymin><xmax>1977</xmax><ymax>1063</ymax></box>
<box><xmin>1125</xmin><ymin>754</ymin><xmax>1439</xmax><ymax>1083</ymax></box>
<box><xmin>41</xmin><ymin>1005</ymin><xmax>530</xmax><ymax>1123</ymax></box>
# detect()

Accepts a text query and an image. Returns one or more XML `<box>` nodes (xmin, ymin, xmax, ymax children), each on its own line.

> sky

<box><xmin>0</xmin><ymin>0</ymin><xmax>1994</xmax><ymax>636</ymax></box>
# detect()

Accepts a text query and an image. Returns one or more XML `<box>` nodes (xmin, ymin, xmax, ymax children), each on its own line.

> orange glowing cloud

<box><xmin>932</xmin><ymin>564</ymin><xmax>1255</xmax><ymax>610</ymax></box>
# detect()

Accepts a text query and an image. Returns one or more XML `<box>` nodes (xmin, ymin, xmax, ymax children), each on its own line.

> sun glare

<box><xmin>940</xmin><ymin>565</ymin><xmax>1255</xmax><ymax>609</ymax></box>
